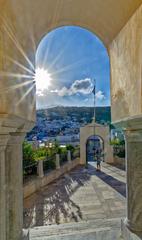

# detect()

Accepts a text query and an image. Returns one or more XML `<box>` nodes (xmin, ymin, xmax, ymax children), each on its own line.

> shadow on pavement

<box><xmin>23</xmin><ymin>166</ymin><xmax>90</xmax><ymax>228</ymax></box>
<box><xmin>87</xmin><ymin>163</ymin><xmax>126</xmax><ymax>198</ymax></box>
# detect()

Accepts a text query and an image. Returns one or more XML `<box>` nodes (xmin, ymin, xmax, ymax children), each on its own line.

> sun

<box><xmin>34</xmin><ymin>67</ymin><xmax>52</xmax><ymax>91</ymax></box>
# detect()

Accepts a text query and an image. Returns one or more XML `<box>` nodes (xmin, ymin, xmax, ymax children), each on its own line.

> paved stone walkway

<box><xmin>24</xmin><ymin>162</ymin><xmax>126</xmax><ymax>229</ymax></box>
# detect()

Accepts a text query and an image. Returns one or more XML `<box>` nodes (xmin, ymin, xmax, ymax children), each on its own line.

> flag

<box><xmin>92</xmin><ymin>84</ymin><xmax>96</xmax><ymax>95</ymax></box>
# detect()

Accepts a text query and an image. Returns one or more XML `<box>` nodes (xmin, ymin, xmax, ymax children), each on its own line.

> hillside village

<box><xmin>27</xmin><ymin>106</ymin><xmax>111</xmax><ymax>143</ymax></box>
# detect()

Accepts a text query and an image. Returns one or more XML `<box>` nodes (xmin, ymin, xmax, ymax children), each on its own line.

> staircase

<box><xmin>29</xmin><ymin>218</ymin><xmax>123</xmax><ymax>240</ymax></box>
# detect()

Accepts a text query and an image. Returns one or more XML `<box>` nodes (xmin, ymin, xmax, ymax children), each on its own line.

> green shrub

<box><xmin>43</xmin><ymin>158</ymin><xmax>56</xmax><ymax>171</ymax></box>
<box><xmin>23</xmin><ymin>141</ymin><xmax>36</xmax><ymax>167</ymax></box>
<box><xmin>23</xmin><ymin>141</ymin><xmax>37</xmax><ymax>177</ymax></box>
<box><xmin>33</xmin><ymin>147</ymin><xmax>47</xmax><ymax>160</ymax></box>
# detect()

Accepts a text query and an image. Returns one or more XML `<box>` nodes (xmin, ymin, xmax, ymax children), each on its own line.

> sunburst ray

<box><xmin>51</xmin><ymin>56</ymin><xmax>92</xmax><ymax>76</ymax></box>
<box><xmin>0</xmin><ymin>80</ymin><xmax>33</xmax><ymax>93</ymax></box>
<box><xmin>5</xmin><ymin>56</ymin><xmax>34</xmax><ymax>75</ymax></box>
<box><xmin>2</xmin><ymin>18</ymin><xmax>35</xmax><ymax>71</ymax></box>
<box><xmin>0</xmin><ymin>71</ymin><xmax>34</xmax><ymax>79</ymax></box>
<box><xmin>16</xmin><ymin>84</ymin><xmax>35</xmax><ymax>106</ymax></box>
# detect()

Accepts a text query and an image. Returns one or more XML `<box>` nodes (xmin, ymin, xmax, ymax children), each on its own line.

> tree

<box><xmin>23</xmin><ymin>141</ymin><xmax>35</xmax><ymax>168</ymax></box>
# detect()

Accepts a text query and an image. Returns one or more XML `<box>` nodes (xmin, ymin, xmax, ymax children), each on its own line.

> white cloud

<box><xmin>52</xmin><ymin>78</ymin><xmax>94</xmax><ymax>97</ymax></box>
<box><xmin>95</xmin><ymin>91</ymin><xmax>105</xmax><ymax>101</ymax></box>
<box><xmin>36</xmin><ymin>78</ymin><xmax>106</xmax><ymax>108</ymax></box>
<box><xmin>49</xmin><ymin>79</ymin><xmax>105</xmax><ymax>102</ymax></box>
<box><xmin>50</xmin><ymin>89</ymin><xmax>59</xmax><ymax>93</ymax></box>
<box><xmin>36</xmin><ymin>90</ymin><xmax>44</xmax><ymax>96</ymax></box>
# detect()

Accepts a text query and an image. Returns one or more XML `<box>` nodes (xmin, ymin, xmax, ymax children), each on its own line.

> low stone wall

<box><xmin>113</xmin><ymin>156</ymin><xmax>125</xmax><ymax>169</ymax></box>
<box><xmin>24</xmin><ymin>158</ymin><xmax>80</xmax><ymax>199</ymax></box>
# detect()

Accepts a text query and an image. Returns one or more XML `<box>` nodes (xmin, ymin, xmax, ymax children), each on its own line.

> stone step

<box><xmin>30</xmin><ymin>229</ymin><xmax>121</xmax><ymax>240</ymax></box>
<box><xmin>29</xmin><ymin>218</ymin><xmax>123</xmax><ymax>240</ymax></box>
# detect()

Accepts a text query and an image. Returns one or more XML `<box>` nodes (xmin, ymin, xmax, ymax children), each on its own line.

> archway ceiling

<box><xmin>5</xmin><ymin>0</ymin><xmax>142</xmax><ymax>47</ymax></box>
<box><xmin>0</xmin><ymin>0</ymin><xmax>141</xmax><ymax>125</ymax></box>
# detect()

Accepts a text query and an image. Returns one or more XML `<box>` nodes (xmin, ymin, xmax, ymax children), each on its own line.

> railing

<box><xmin>71</xmin><ymin>148</ymin><xmax>80</xmax><ymax>160</ymax></box>
<box><xmin>23</xmin><ymin>149</ymin><xmax>80</xmax><ymax>184</ymax></box>
<box><xmin>23</xmin><ymin>162</ymin><xmax>38</xmax><ymax>183</ymax></box>
<box><xmin>43</xmin><ymin>155</ymin><xmax>56</xmax><ymax>174</ymax></box>
<box><xmin>60</xmin><ymin>152</ymin><xmax>68</xmax><ymax>166</ymax></box>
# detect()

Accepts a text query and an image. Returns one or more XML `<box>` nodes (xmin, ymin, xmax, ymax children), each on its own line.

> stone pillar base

<box><xmin>121</xmin><ymin>220</ymin><xmax>142</xmax><ymax>240</ymax></box>
<box><xmin>23</xmin><ymin>229</ymin><xmax>29</xmax><ymax>240</ymax></box>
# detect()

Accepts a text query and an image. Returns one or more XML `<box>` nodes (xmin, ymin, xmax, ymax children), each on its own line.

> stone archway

<box><xmin>80</xmin><ymin>121</ymin><xmax>113</xmax><ymax>165</ymax></box>
<box><xmin>86</xmin><ymin>135</ymin><xmax>104</xmax><ymax>162</ymax></box>
<box><xmin>0</xmin><ymin>0</ymin><xmax>141</xmax><ymax>125</ymax></box>
<box><xmin>0</xmin><ymin>1</ymin><xmax>141</xmax><ymax>240</ymax></box>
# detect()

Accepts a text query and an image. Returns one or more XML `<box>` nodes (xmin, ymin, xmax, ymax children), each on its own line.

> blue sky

<box><xmin>36</xmin><ymin>26</ymin><xmax>110</xmax><ymax>109</ymax></box>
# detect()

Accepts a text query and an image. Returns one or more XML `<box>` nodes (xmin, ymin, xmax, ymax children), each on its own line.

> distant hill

<box><xmin>95</xmin><ymin>106</ymin><xmax>111</xmax><ymax>124</ymax></box>
<box><xmin>37</xmin><ymin>106</ymin><xmax>111</xmax><ymax>124</ymax></box>
<box><xmin>26</xmin><ymin>106</ymin><xmax>111</xmax><ymax>140</ymax></box>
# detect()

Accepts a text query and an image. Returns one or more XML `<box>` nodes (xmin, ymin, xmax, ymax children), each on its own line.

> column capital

<box><xmin>7</xmin><ymin>132</ymin><xmax>26</xmax><ymax>145</ymax></box>
<box><xmin>112</xmin><ymin>115</ymin><xmax>142</xmax><ymax>130</ymax></box>
<box><xmin>0</xmin><ymin>134</ymin><xmax>9</xmax><ymax>151</ymax></box>
<box><xmin>124</xmin><ymin>129</ymin><xmax>142</xmax><ymax>142</ymax></box>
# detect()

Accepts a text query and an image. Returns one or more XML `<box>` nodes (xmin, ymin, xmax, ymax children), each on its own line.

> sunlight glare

<box><xmin>34</xmin><ymin>68</ymin><xmax>52</xmax><ymax>92</ymax></box>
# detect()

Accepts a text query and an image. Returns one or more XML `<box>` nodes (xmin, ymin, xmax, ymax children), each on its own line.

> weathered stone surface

<box><xmin>124</xmin><ymin>130</ymin><xmax>142</xmax><ymax>234</ymax></box>
<box><xmin>110</xmin><ymin>5</ymin><xmax>142</xmax><ymax>123</ymax></box>
<box><xmin>6</xmin><ymin>133</ymin><xmax>26</xmax><ymax>240</ymax></box>
<box><xmin>0</xmin><ymin>134</ymin><xmax>9</xmax><ymax>240</ymax></box>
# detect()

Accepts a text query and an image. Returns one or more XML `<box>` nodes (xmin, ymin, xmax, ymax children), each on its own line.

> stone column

<box><xmin>37</xmin><ymin>160</ymin><xmax>44</xmax><ymax>178</ymax></box>
<box><xmin>67</xmin><ymin>150</ymin><xmax>71</xmax><ymax>163</ymax></box>
<box><xmin>124</xmin><ymin>129</ymin><xmax>142</xmax><ymax>234</ymax></box>
<box><xmin>0</xmin><ymin>135</ymin><xmax>9</xmax><ymax>240</ymax></box>
<box><xmin>5</xmin><ymin>132</ymin><xmax>25</xmax><ymax>240</ymax></box>
<box><xmin>56</xmin><ymin>154</ymin><xmax>60</xmax><ymax>169</ymax></box>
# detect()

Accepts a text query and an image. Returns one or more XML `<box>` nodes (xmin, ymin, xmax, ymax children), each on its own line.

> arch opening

<box><xmin>86</xmin><ymin>135</ymin><xmax>104</xmax><ymax>163</ymax></box>
<box><xmin>34</xmin><ymin>25</ymin><xmax>110</xmax><ymax>110</ymax></box>
<box><xmin>24</xmin><ymin>26</ymin><xmax>112</xmax><ymax>228</ymax></box>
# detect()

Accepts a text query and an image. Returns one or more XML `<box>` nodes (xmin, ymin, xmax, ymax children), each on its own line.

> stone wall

<box><xmin>24</xmin><ymin>158</ymin><xmax>80</xmax><ymax>199</ymax></box>
<box><xmin>113</xmin><ymin>156</ymin><xmax>125</xmax><ymax>169</ymax></box>
<box><xmin>110</xmin><ymin>5</ymin><xmax>142</xmax><ymax>123</ymax></box>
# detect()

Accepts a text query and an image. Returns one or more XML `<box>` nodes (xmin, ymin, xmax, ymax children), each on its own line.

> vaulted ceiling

<box><xmin>5</xmin><ymin>0</ymin><xmax>142</xmax><ymax>47</ymax></box>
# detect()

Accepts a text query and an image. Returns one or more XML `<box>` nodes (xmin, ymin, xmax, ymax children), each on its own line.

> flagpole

<box><xmin>94</xmin><ymin>85</ymin><xmax>95</xmax><ymax>122</ymax></box>
<box><xmin>93</xmin><ymin>79</ymin><xmax>96</xmax><ymax>123</ymax></box>
<box><xmin>93</xmin><ymin>79</ymin><xmax>96</xmax><ymax>163</ymax></box>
